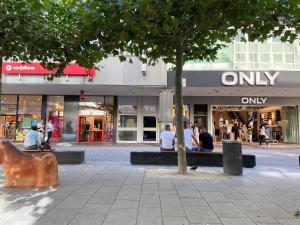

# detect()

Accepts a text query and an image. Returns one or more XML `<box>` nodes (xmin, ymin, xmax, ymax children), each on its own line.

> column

<box><xmin>159</xmin><ymin>89</ymin><xmax>174</xmax><ymax>131</ymax></box>
<box><xmin>207</xmin><ymin>104</ymin><xmax>213</xmax><ymax>135</ymax></box>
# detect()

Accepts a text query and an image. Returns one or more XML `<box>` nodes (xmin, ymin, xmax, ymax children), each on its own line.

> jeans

<box><xmin>160</xmin><ymin>147</ymin><xmax>175</xmax><ymax>151</ymax></box>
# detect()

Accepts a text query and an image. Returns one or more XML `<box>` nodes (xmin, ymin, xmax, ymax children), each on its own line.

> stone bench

<box><xmin>23</xmin><ymin>150</ymin><xmax>85</xmax><ymax>164</ymax></box>
<box><xmin>130</xmin><ymin>151</ymin><xmax>256</xmax><ymax>168</ymax></box>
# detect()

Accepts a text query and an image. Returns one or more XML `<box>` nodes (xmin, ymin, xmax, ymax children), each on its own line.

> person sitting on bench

<box><xmin>199</xmin><ymin>127</ymin><xmax>214</xmax><ymax>152</ymax></box>
<box><xmin>160</xmin><ymin>124</ymin><xmax>175</xmax><ymax>151</ymax></box>
<box><xmin>24</xmin><ymin>125</ymin><xmax>41</xmax><ymax>151</ymax></box>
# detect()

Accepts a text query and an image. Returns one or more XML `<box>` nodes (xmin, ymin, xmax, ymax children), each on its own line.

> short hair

<box><xmin>200</xmin><ymin>127</ymin><xmax>206</xmax><ymax>133</ymax></box>
<box><xmin>31</xmin><ymin>125</ymin><xmax>38</xmax><ymax>131</ymax></box>
<box><xmin>183</xmin><ymin>121</ymin><xmax>188</xmax><ymax>128</ymax></box>
<box><xmin>165</xmin><ymin>124</ymin><xmax>171</xmax><ymax>130</ymax></box>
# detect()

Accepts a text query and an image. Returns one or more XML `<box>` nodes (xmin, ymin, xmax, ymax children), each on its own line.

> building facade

<box><xmin>1</xmin><ymin>37</ymin><xmax>300</xmax><ymax>144</ymax></box>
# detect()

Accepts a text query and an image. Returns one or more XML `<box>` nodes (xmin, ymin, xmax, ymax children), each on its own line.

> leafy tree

<box><xmin>0</xmin><ymin>0</ymin><xmax>109</xmax><ymax>84</ymax></box>
<box><xmin>95</xmin><ymin>0</ymin><xmax>299</xmax><ymax>174</ymax></box>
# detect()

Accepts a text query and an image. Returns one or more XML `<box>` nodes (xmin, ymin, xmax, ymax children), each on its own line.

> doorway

<box><xmin>77</xmin><ymin>115</ymin><xmax>104</xmax><ymax>143</ymax></box>
<box><xmin>0</xmin><ymin>115</ymin><xmax>17</xmax><ymax>140</ymax></box>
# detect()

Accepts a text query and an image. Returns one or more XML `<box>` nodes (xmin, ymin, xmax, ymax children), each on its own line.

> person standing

<box><xmin>259</xmin><ymin>123</ymin><xmax>269</xmax><ymax>147</ymax></box>
<box><xmin>231</xmin><ymin>122</ymin><xmax>239</xmax><ymax>140</ymax></box>
<box><xmin>37</xmin><ymin>120</ymin><xmax>44</xmax><ymax>131</ymax></box>
<box><xmin>46</xmin><ymin>120</ymin><xmax>54</xmax><ymax>144</ymax></box>
<box><xmin>247</xmin><ymin>123</ymin><xmax>253</xmax><ymax>143</ymax></box>
<box><xmin>160</xmin><ymin>124</ymin><xmax>175</xmax><ymax>151</ymax></box>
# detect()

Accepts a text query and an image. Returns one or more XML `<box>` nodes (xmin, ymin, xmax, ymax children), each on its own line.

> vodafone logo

<box><xmin>5</xmin><ymin>65</ymin><xmax>12</xmax><ymax>71</ymax></box>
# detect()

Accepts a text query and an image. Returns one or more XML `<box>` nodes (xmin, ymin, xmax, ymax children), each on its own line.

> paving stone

<box><xmin>112</xmin><ymin>199</ymin><xmax>139</xmax><ymax>209</ymax></box>
<box><xmin>209</xmin><ymin>203</ymin><xmax>247</xmax><ymax>218</ymax></box>
<box><xmin>221</xmin><ymin>218</ymin><xmax>256</xmax><ymax>225</ymax></box>
<box><xmin>68</xmin><ymin>212</ymin><xmax>105</xmax><ymax>225</ymax></box>
<box><xmin>56</xmin><ymin>195</ymin><xmax>90</xmax><ymax>208</ymax></box>
<box><xmin>79</xmin><ymin>203</ymin><xmax>111</xmax><ymax>214</ymax></box>
<box><xmin>184</xmin><ymin>206</ymin><xmax>221</xmax><ymax>224</ymax></box>
<box><xmin>33</xmin><ymin>208</ymin><xmax>79</xmax><ymax>225</ymax></box>
<box><xmin>102</xmin><ymin>208</ymin><xmax>138</xmax><ymax>225</ymax></box>
<box><xmin>137</xmin><ymin>207</ymin><xmax>162</xmax><ymax>225</ymax></box>
<box><xmin>276</xmin><ymin>219</ymin><xmax>300</xmax><ymax>225</ymax></box>
<box><xmin>201</xmin><ymin>192</ymin><xmax>231</xmax><ymax>203</ymax></box>
<box><xmin>163</xmin><ymin>216</ymin><xmax>190</xmax><ymax>225</ymax></box>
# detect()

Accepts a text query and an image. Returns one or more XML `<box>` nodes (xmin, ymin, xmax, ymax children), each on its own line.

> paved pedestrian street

<box><xmin>1</xmin><ymin>144</ymin><xmax>300</xmax><ymax>225</ymax></box>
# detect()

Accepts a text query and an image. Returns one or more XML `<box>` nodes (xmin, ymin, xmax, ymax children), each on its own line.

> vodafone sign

<box><xmin>2</xmin><ymin>62</ymin><xmax>95</xmax><ymax>76</ymax></box>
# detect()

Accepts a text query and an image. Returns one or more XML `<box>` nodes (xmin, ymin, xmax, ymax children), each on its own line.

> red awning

<box><xmin>2</xmin><ymin>62</ymin><xmax>95</xmax><ymax>76</ymax></box>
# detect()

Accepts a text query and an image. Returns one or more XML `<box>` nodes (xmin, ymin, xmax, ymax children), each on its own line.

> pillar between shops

<box><xmin>297</xmin><ymin>104</ymin><xmax>300</xmax><ymax>144</ymax></box>
<box><xmin>207</xmin><ymin>104</ymin><xmax>213</xmax><ymax>135</ymax></box>
<box><xmin>159</xmin><ymin>89</ymin><xmax>174</xmax><ymax>131</ymax></box>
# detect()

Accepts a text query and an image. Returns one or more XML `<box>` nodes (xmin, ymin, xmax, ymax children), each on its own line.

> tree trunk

<box><xmin>175</xmin><ymin>44</ymin><xmax>187</xmax><ymax>175</ymax></box>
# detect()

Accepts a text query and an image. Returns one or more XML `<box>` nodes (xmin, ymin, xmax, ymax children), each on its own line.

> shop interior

<box><xmin>212</xmin><ymin>105</ymin><xmax>298</xmax><ymax>143</ymax></box>
<box><xmin>78</xmin><ymin>116</ymin><xmax>104</xmax><ymax>142</ymax></box>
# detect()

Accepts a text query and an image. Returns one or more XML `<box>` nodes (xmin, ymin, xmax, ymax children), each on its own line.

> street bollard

<box><xmin>222</xmin><ymin>140</ymin><xmax>243</xmax><ymax>176</ymax></box>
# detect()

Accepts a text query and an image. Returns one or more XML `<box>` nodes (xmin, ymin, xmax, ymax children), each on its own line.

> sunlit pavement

<box><xmin>1</xmin><ymin>144</ymin><xmax>300</xmax><ymax>225</ymax></box>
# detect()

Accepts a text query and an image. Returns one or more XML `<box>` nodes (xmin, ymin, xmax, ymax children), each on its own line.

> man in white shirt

<box><xmin>160</xmin><ymin>124</ymin><xmax>175</xmax><ymax>151</ymax></box>
<box><xmin>24</xmin><ymin>126</ymin><xmax>40</xmax><ymax>150</ymax></box>
<box><xmin>46</xmin><ymin>120</ymin><xmax>54</xmax><ymax>144</ymax></box>
<box><xmin>184</xmin><ymin>121</ymin><xmax>198</xmax><ymax>152</ymax></box>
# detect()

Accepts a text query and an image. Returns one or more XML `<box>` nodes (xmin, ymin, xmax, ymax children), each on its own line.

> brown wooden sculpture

<box><xmin>0</xmin><ymin>141</ymin><xmax>59</xmax><ymax>188</ymax></box>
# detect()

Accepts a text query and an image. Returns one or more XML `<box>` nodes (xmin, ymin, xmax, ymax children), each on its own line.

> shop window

<box><xmin>77</xmin><ymin>96</ymin><xmax>114</xmax><ymax>143</ymax></box>
<box><xmin>16</xmin><ymin>95</ymin><xmax>42</xmax><ymax>141</ymax></box>
<box><xmin>0</xmin><ymin>95</ymin><xmax>17</xmax><ymax>115</ymax></box>
<box><xmin>18</xmin><ymin>95</ymin><xmax>42</xmax><ymax>114</ymax></box>
<box><xmin>118</xmin><ymin>131</ymin><xmax>137</xmax><ymax>141</ymax></box>
<box><xmin>143</xmin><ymin>131</ymin><xmax>156</xmax><ymax>141</ymax></box>
<box><xmin>143</xmin><ymin>116</ymin><xmax>156</xmax><ymax>128</ymax></box>
<box><xmin>118</xmin><ymin>115</ymin><xmax>137</xmax><ymax>128</ymax></box>
<box><xmin>47</xmin><ymin>96</ymin><xmax>64</xmax><ymax>141</ymax></box>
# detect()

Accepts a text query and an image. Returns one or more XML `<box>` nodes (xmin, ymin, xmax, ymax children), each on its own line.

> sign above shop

<box><xmin>241</xmin><ymin>97</ymin><xmax>268</xmax><ymax>104</ymax></box>
<box><xmin>222</xmin><ymin>71</ymin><xmax>279</xmax><ymax>86</ymax></box>
<box><xmin>144</xmin><ymin>105</ymin><xmax>157</xmax><ymax>113</ymax></box>
<box><xmin>118</xmin><ymin>105</ymin><xmax>137</xmax><ymax>114</ymax></box>
<box><xmin>2</xmin><ymin>62</ymin><xmax>95</xmax><ymax>76</ymax></box>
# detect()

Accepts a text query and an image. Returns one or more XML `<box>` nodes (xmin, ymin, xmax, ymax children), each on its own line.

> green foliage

<box><xmin>0</xmin><ymin>0</ymin><xmax>115</xmax><ymax>77</ymax></box>
<box><xmin>96</xmin><ymin>0</ymin><xmax>299</xmax><ymax>65</ymax></box>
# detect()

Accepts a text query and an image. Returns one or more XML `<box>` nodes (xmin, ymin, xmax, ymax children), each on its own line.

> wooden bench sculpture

<box><xmin>0</xmin><ymin>141</ymin><xmax>59</xmax><ymax>188</ymax></box>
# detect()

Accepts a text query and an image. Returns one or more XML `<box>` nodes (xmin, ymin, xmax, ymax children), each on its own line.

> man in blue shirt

<box><xmin>24</xmin><ymin>126</ymin><xmax>40</xmax><ymax>150</ymax></box>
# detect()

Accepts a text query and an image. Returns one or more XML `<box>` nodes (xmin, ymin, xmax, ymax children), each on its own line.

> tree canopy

<box><xmin>89</xmin><ymin>0</ymin><xmax>300</xmax><ymax>174</ymax></box>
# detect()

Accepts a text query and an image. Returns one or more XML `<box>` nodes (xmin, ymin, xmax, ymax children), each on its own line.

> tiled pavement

<box><xmin>0</xmin><ymin>144</ymin><xmax>300</xmax><ymax>225</ymax></box>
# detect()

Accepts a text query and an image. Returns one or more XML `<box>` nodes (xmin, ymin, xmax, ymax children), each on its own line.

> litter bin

<box><xmin>222</xmin><ymin>140</ymin><xmax>243</xmax><ymax>176</ymax></box>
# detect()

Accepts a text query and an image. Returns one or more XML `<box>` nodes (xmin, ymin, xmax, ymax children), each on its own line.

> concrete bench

<box><xmin>23</xmin><ymin>150</ymin><xmax>85</xmax><ymax>164</ymax></box>
<box><xmin>130</xmin><ymin>151</ymin><xmax>256</xmax><ymax>168</ymax></box>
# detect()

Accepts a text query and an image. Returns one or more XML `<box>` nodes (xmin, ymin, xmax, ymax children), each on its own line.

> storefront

<box><xmin>117</xmin><ymin>96</ymin><xmax>159</xmax><ymax>143</ymax></box>
<box><xmin>167</xmin><ymin>70</ymin><xmax>300</xmax><ymax>144</ymax></box>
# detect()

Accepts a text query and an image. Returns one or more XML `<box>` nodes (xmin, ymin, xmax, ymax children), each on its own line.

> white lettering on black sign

<box><xmin>241</xmin><ymin>97</ymin><xmax>267</xmax><ymax>104</ymax></box>
<box><xmin>222</xmin><ymin>72</ymin><xmax>279</xmax><ymax>86</ymax></box>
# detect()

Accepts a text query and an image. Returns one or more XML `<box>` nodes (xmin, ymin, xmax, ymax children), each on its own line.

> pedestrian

<box><xmin>183</xmin><ymin>121</ymin><xmax>198</xmax><ymax>152</ymax></box>
<box><xmin>247</xmin><ymin>123</ymin><xmax>253</xmax><ymax>143</ymax></box>
<box><xmin>46</xmin><ymin>120</ymin><xmax>54</xmax><ymax>144</ymax></box>
<box><xmin>231</xmin><ymin>122</ymin><xmax>239</xmax><ymax>140</ymax></box>
<box><xmin>37</xmin><ymin>119</ymin><xmax>44</xmax><ymax>132</ymax></box>
<box><xmin>160</xmin><ymin>124</ymin><xmax>175</xmax><ymax>151</ymax></box>
<box><xmin>259</xmin><ymin>123</ymin><xmax>269</xmax><ymax>147</ymax></box>
<box><xmin>24</xmin><ymin>126</ymin><xmax>41</xmax><ymax>150</ymax></box>
<box><xmin>199</xmin><ymin>127</ymin><xmax>214</xmax><ymax>152</ymax></box>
